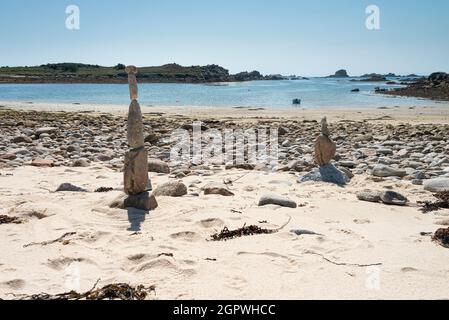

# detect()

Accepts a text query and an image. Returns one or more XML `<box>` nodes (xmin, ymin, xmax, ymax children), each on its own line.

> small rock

<box><xmin>225</xmin><ymin>163</ymin><xmax>255</xmax><ymax>170</ymax></box>
<box><xmin>424</xmin><ymin>178</ymin><xmax>449</xmax><ymax>193</ymax></box>
<box><xmin>258</xmin><ymin>193</ymin><xmax>297</xmax><ymax>208</ymax></box>
<box><xmin>110</xmin><ymin>192</ymin><xmax>158</xmax><ymax>211</ymax></box>
<box><xmin>11</xmin><ymin>136</ymin><xmax>32</xmax><ymax>143</ymax></box>
<box><xmin>433</xmin><ymin>228</ymin><xmax>449</xmax><ymax>248</ymax></box>
<box><xmin>357</xmin><ymin>189</ymin><xmax>382</xmax><ymax>203</ymax></box>
<box><xmin>0</xmin><ymin>153</ymin><xmax>17</xmax><ymax>160</ymax></box>
<box><xmin>56</xmin><ymin>183</ymin><xmax>87</xmax><ymax>192</ymax></box>
<box><xmin>125</xmin><ymin>192</ymin><xmax>158</xmax><ymax>211</ymax></box>
<box><xmin>290</xmin><ymin>229</ymin><xmax>321</xmax><ymax>236</ymax></box>
<box><xmin>35</xmin><ymin>127</ymin><xmax>58</xmax><ymax>137</ymax></box>
<box><xmin>153</xmin><ymin>181</ymin><xmax>187</xmax><ymax>197</ymax></box>
<box><xmin>298</xmin><ymin>164</ymin><xmax>349</xmax><ymax>186</ymax></box>
<box><xmin>339</xmin><ymin>160</ymin><xmax>357</xmax><ymax>169</ymax></box>
<box><xmin>380</xmin><ymin>191</ymin><xmax>408</xmax><ymax>206</ymax></box>
<box><xmin>372</xmin><ymin>164</ymin><xmax>406</xmax><ymax>177</ymax></box>
<box><xmin>148</xmin><ymin>159</ymin><xmax>170</xmax><ymax>174</ymax></box>
<box><xmin>144</xmin><ymin>133</ymin><xmax>160</xmax><ymax>144</ymax></box>
<box><xmin>72</xmin><ymin>158</ymin><xmax>90</xmax><ymax>167</ymax></box>
<box><xmin>377</xmin><ymin>148</ymin><xmax>393</xmax><ymax>156</ymax></box>
<box><xmin>203</xmin><ymin>183</ymin><xmax>234</xmax><ymax>196</ymax></box>
<box><xmin>31</xmin><ymin>159</ymin><xmax>54</xmax><ymax>167</ymax></box>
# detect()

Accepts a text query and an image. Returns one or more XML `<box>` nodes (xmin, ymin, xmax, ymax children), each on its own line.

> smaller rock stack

<box><xmin>314</xmin><ymin>117</ymin><xmax>336</xmax><ymax>166</ymax></box>
<box><xmin>122</xmin><ymin>66</ymin><xmax>157</xmax><ymax>211</ymax></box>
<box><xmin>298</xmin><ymin>117</ymin><xmax>349</xmax><ymax>186</ymax></box>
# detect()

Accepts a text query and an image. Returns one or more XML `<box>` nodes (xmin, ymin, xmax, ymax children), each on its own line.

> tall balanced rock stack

<box><xmin>298</xmin><ymin>117</ymin><xmax>349</xmax><ymax>185</ymax></box>
<box><xmin>123</xmin><ymin>66</ymin><xmax>158</xmax><ymax>211</ymax></box>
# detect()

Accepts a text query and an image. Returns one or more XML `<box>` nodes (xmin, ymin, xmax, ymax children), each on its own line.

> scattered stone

<box><xmin>299</xmin><ymin>164</ymin><xmax>349</xmax><ymax>185</ymax></box>
<box><xmin>72</xmin><ymin>158</ymin><xmax>90</xmax><ymax>167</ymax></box>
<box><xmin>35</xmin><ymin>127</ymin><xmax>58</xmax><ymax>137</ymax></box>
<box><xmin>203</xmin><ymin>183</ymin><xmax>234</xmax><ymax>196</ymax></box>
<box><xmin>11</xmin><ymin>136</ymin><xmax>32</xmax><ymax>143</ymax></box>
<box><xmin>372</xmin><ymin>164</ymin><xmax>406</xmax><ymax>177</ymax></box>
<box><xmin>258</xmin><ymin>193</ymin><xmax>297</xmax><ymax>208</ymax></box>
<box><xmin>225</xmin><ymin>163</ymin><xmax>255</xmax><ymax>170</ymax></box>
<box><xmin>31</xmin><ymin>159</ymin><xmax>54</xmax><ymax>167</ymax></box>
<box><xmin>380</xmin><ymin>191</ymin><xmax>408</xmax><ymax>206</ymax></box>
<box><xmin>339</xmin><ymin>160</ymin><xmax>357</xmax><ymax>168</ymax></box>
<box><xmin>290</xmin><ymin>229</ymin><xmax>321</xmax><ymax>236</ymax></box>
<box><xmin>153</xmin><ymin>181</ymin><xmax>187</xmax><ymax>197</ymax></box>
<box><xmin>0</xmin><ymin>153</ymin><xmax>17</xmax><ymax>160</ymax></box>
<box><xmin>147</xmin><ymin>159</ymin><xmax>170</xmax><ymax>174</ymax></box>
<box><xmin>424</xmin><ymin>178</ymin><xmax>449</xmax><ymax>193</ymax></box>
<box><xmin>356</xmin><ymin>189</ymin><xmax>382</xmax><ymax>203</ymax></box>
<box><xmin>95</xmin><ymin>187</ymin><xmax>114</xmax><ymax>193</ymax></box>
<box><xmin>124</xmin><ymin>192</ymin><xmax>158</xmax><ymax>211</ymax></box>
<box><xmin>144</xmin><ymin>132</ymin><xmax>160</xmax><ymax>144</ymax></box>
<box><xmin>109</xmin><ymin>192</ymin><xmax>158</xmax><ymax>211</ymax></box>
<box><xmin>433</xmin><ymin>228</ymin><xmax>449</xmax><ymax>248</ymax></box>
<box><xmin>56</xmin><ymin>183</ymin><xmax>88</xmax><ymax>192</ymax></box>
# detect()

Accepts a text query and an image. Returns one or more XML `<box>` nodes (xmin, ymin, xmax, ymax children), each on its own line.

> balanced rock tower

<box><xmin>314</xmin><ymin>117</ymin><xmax>336</xmax><ymax>166</ymax></box>
<box><xmin>298</xmin><ymin>117</ymin><xmax>349</xmax><ymax>186</ymax></box>
<box><xmin>122</xmin><ymin>66</ymin><xmax>158</xmax><ymax>211</ymax></box>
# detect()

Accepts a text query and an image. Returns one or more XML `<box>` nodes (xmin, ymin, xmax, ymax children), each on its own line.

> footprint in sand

<box><xmin>130</xmin><ymin>256</ymin><xmax>197</xmax><ymax>278</ymax></box>
<box><xmin>46</xmin><ymin>257</ymin><xmax>91</xmax><ymax>271</ymax></box>
<box><xmin>225</xmin><ymin>275</ymin><xmax>248</xmax><ymax>290</ymax></box>
<box><xmin>170</xmin><ymin>231</ymin><xmax>201</xmax><ymax>242</ymax></box>
<box><xmin>353</xmin><ymin>219</ymin><xmax>371</xmax><ymax>224</ymax></box>
<box><xmin>1</xmin><ymin>279</ymin><xmax>25</xmax><ymax>290</ymax></box>
<box><xmin>401</xmin><ymin>267</ymin><xmax>418</xmax><ymax>273</ymax></box>
<box><xmin>198</xmin><ymin>218</ymin><xmax>224</xmax><ymax>228</ymax></box>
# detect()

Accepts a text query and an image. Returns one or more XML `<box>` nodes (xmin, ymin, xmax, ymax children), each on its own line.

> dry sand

<box><xmin>2</xmin><ymin>100</ymin><xmax>449</xmax><ymax>124</ymax></box>
<box><xmin>1</xmin><ymin>101</ymin><xmax>449</xmax><ymax>300</ymax></box>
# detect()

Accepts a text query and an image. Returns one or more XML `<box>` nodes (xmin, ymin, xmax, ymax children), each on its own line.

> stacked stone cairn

<box><xmin>122</xmin><ymin>66</ymin><xmax>158</xmax><ymax>210</ymax></box>
<box><xmin>298</xmin><ymin>117</ymin><xmax>349</xmax><ymax>186</ymax></box>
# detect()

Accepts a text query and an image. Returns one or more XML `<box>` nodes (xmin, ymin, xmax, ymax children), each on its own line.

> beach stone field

<box><xmin>1</xmin><ymin>108</ymin><xmax>449</xmax><ymax>299</ymax></box>
<box><xmin>1</xmin><ymin>109</ymin><xmax>449</xmax><ymax>184</ymax></box>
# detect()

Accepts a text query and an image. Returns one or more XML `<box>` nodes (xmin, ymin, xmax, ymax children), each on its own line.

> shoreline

<box><xmin>1</xmin><ymin>100</ymin><xmax>449</xmax><ymax>124</ymax></box>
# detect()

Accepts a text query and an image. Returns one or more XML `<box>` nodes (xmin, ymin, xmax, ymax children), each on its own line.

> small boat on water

<box><xmin>292</xmin><ymin>98</ymin><xmax>301</xmax><ymax>105</ymax></box>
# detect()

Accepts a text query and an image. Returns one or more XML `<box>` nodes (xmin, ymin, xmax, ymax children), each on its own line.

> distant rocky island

<box><xmin>0</xmin><ymin>63</ymin><xmax>286</xmax><ymax>84</ymax></box>
<box><xmin>383</xmin><ymin>72</ymin><xmax>449</xmax><ymax>101</ymax></box>
<box><xmin>327</xmin><ymin>69</ymin><xmax>349</xmax><ymax>78</ymax></box>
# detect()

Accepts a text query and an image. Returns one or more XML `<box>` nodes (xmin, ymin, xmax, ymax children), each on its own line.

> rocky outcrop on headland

<box><xmin>383</xmin><ymin>72</ymin><xmax>449</xmax><ymax>101</ymax></box>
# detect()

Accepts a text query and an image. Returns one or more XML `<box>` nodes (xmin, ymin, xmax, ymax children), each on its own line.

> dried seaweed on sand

<box><xmin>419</xmin><ymin>192</ymin><xmax>449</xmax><ymax>213</ymax></box>
<box><xmin>0</xmin><ymin>215</ymin><xmax>22</xmax><ymax>225</ymax></box>
<box><xmin>211</xmin><ymin>224</ymin><xmax>276</xmax><ymax>241</ymax></box>
<box><xmin>433</xmin><ymin>228</ymin><xmax>449</xmax><ymax>248</ymax></box>
<box><xmin>12</xmin><ymin>280</ymin><xmax>156</xmax><ymax>300</ymax></box>
<box><xmin>210</xmin><ymin>216</ymin><xmax>291</xmax><ymax>241</ymax></box>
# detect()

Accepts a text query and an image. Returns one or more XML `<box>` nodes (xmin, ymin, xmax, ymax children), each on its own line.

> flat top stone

<box><xmin>258</xmin><ymin>193</ymin><xmax>297</xmax><ymax>208</ymax></box>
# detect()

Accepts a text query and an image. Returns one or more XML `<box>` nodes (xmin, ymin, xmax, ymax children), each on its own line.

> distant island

<box><xmin>0</xmin><ymin>63</ymin><xmax>288</xmax><ymax>84</ymax></box>
<box><xmin>327</xmin><ymin>69</ymin><xmax>349</xmax><ymax>78</ymax></box>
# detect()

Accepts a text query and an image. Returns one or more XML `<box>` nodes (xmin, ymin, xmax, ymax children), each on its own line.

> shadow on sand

<box><xmin>127</xmin><ymin>207</ymin><xmax>149</xmax><ymax>232</ymax></box>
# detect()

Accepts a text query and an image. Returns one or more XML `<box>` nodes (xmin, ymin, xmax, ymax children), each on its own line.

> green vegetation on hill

<box><xmin>0</xmin><ymin>63</ymin><xmax>275</xmax><ymax>83</ymax></box>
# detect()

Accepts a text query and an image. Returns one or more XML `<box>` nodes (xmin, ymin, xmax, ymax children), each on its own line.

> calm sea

<box><xmin>0</xmin><ymin>78</ymin><xmax>444</xmax><ymax>108</ymax></box>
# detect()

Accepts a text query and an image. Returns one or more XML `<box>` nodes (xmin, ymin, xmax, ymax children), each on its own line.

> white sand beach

<box><xmin>1</xmin><ymin>102</ymin><xmax>449</xmax><ymax>300</ymax></box>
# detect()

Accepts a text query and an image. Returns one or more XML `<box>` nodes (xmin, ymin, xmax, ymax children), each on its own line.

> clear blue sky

<box><xmin>0</xmin><ymin>0</ymin><xmax>448</xmax><ymax>76</ymax></box>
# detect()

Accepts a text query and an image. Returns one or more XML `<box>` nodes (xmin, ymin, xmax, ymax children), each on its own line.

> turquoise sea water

<box><xmin>0</xmin><ymin>78</ymin><xmax>444</xmax><ymax>108</ymax></box>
